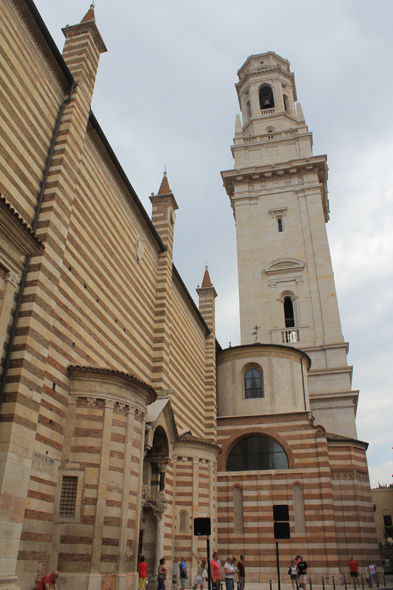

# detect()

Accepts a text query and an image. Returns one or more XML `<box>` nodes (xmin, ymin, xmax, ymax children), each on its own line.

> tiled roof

<box><xmin>158</xmin><ymin>172</ymin><xmax>171</xmax><ymax>195</ymax></box>
<box><xmin>177</xmin><ymin>433</ymin><xmax>221</xmax><ymax>453</ymax></box>
<box><xmin>201</xmin><ymin>266</ymin><xmax>212</xmax><ymax>288</ymax></box>
<box><xmin>81</xmin><ymin>4</ymin><xmax>95</xmax><ymax>23</ymax></box>
<box><xmin>326</xmin><ymin>432</ymin><xmax>368</xmax><ymax>447</ymax></box>
<box><xmin>69</xmin><ymin>365</ymin><xmax>157</xmax><ymax>396</ymax></box>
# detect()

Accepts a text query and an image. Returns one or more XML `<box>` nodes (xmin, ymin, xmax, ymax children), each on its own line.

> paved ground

<box><xmin>218</xmin><ymin>578</ymin><xmax>393</xmax><ymax>590</ymax></box>
<box><xmin>180</xmin><ymin>577</ymin><xmax>393</xmax><ymax>590</ymax></box>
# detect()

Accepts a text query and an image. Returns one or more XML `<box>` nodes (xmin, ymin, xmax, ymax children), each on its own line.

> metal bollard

<box><xmin>354</xmin><ymin>576</ymin><xmax>357</xmax><ymax>590</ymax></box>
<box><xmin>269</xmin><ymin>580</ymin><xmax>272</xmax><ymax>590</ymax></box>
<box><xmin>383</xmin><ymin>574</ymin><xmax>386</xmax><ymax>588</ymax></box>
<box><xmin>322</xmin><ymin>577</ymin><xmax>325</xmax><ymax>590</ymax></box>
<box><xmin>344</xmin><ymin>576</ymin><xmax>347</xmax><ymax>590</ymax></box>
<box><xmin>376</xmin><ymin>574</ymin><xmax>379</xmax><ymax>589</ymax></box>
<box><xmin>361</xmin><ymin>575</ymin><xmax>364</xmax><ymax>590</ymax></box>
<box><xmin>333</xmin><ymin>576</ymin><xmax>336</xmax><ymax>590</ymax></box>
<box><xmin>296</xmin><ymin>580</ymin><xmax>299</xmax><ymax>590</ymax></box>
<box><xmin>309</xmin><ymin>578</ymin><xmax>313</xmax><ymax>590</ymax></box>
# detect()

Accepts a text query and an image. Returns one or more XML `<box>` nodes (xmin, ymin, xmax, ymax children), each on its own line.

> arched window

<box><xmin>233</xmin><ymin>486</ymin><xmax>244</xmax><ymax>534</ymax></box>
<box><xmin>244</xmin><ymin>368</ymin><xmax>262</xmax><ymax>399</ymax></box>
<box><xmin>292</xmin><ymin>484</ymin><xmax>306</xmax><ymax>533</ymax></box>
<box><xmin>283</xmin><ymin>94</ymin><xmax>289</xmax><ymax>113</ymax></box>
<box><xmin>179</xmin><ymin>510</ymin><xmax>188</xmax><ymax>533</ymax></box>
<box><xmin>226</xmin><ymin>436</ymin><xmax>288</xmax><ymax>472</ymax></box>
<box><xmin>284</xmin><ymin>297</ymin><xmax>295</xmax><ymax>328</ymax></box>
<box><xmin>259</xmin><ymin>85</ymin><xmax>274</xmax><ymax>110</ymax></box>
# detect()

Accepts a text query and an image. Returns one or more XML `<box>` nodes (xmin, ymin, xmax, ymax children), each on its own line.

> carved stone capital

<box><xmin>6</xmin><ymin>272</ymin><xmax>19</xmax><ymax>288</ymax></box>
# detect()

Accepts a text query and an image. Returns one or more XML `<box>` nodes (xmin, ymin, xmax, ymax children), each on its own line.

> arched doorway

<box><xmin>140</xmin><ymin>426</ymin><xmax>170</xmax><ymax>581</ymax></box>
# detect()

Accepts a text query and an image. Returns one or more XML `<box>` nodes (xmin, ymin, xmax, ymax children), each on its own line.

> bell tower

<box><xmin>221</xmin><ymin>52</ymin><xmax>358</xmax><ymax>438</ymax></box>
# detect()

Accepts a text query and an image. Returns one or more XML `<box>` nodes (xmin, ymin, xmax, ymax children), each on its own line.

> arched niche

<box><xmin>179</xmin><ymin>509</ymin><xmax>189</xmax><ymax>533</ymax></box>
<box><xmin>233</xmin><ymin>486</ymin><xmax>244</xmax><ymax>534</ymax></box>
<box><xmin>292</xmin><ymin>483</ymin><xmax>306</xmax><ymax>533</ymax></box>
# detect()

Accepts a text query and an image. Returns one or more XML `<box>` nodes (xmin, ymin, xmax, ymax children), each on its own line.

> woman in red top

<box><xmin>138</xmin><ymin>555</ymin><xmax>148</xmax><ymax>589</ymax></box>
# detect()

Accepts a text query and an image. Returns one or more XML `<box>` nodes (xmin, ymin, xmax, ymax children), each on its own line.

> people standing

<box><xmin>368</xmin><ymin>563</ymin><xmax>377</xmax><ymax>588</ymax></box>
<box><xmin>180</xmin><ymin>556</ymin><xmax>189</xmax><ymax>590</ymax></box>
<box><xmin>288</xmin><ymin>559</ymin><xmax>298</xmax><ymax>590</ymax></box>
<box><xmin>224</xmin><ymin>556</ymin><xmax>236</xmax><ymax>590</ymax></box>
<box><xmin>211</xmin><ymin>552</ymin><xmax>222</xmax><ymax>590</ymax></box>
<box><xmin>297</xmin><ymin>556</ymin><xmax>308</xmax><ymax>590</ymax></box>
<box><xmin>36</xmin><ymin>572</ymin><xmax>59</xmax><ymax>590</ymax></box>
<box><xmin>158</xmin><ymin>558</ymin><xmax>167</xmax><ymax>590</ymax></box>
<box><xmin>192</xmin><ymin>552</ymin><xmax>208</xmax><ymax>590</ymax></box>
<box><xmin>138</xmin><ymin>555</ymin><xmax>148</xmax><ymax>589</ymax></box>
<box><xmin>349</xmin><ymin>557</ymin><xmax>358</xmax><ymax>586</ymax></box>
<box><xmin>238</xmin><ymin>555</ymin><xmax>246</xmax><ymax>590</ymax></box>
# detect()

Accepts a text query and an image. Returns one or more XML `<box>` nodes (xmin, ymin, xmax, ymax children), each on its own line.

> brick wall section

<box><xmin>328</xmin><ymin>442</ymin><xmax>380</xmax><ymax>572</ymax></box>
<box><xmin>216</xmin><ymin>413</ymin><xmax>378</xmax><ymax>582</ymax></box>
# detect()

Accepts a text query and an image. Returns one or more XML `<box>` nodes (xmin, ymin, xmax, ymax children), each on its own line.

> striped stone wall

<box><xmin>216</xmin><ymin>412</ymin><xmax>379</xmax><ymax>582</ymax></box>
<box><xmin>328</xmin><ymin>440</ymin><xmax>379</xmax><ymax>573</ymax></box>
<box><xmin>172</xmin><ymin>440</ymin><xmax>219</xmax><ymax>581</ymax></box>
<box><xmin>170</xmin><ymin>278</ymin><xmax>209</xmax><ymax>439</ymax></box>
<box><xmin>0</xmin><ymin>2</ymin><xmax>218</xmax><ymax>589</ymax></box>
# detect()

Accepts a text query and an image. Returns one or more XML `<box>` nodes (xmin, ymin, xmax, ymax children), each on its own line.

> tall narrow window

<box><xmin>278</xmin><ymin>218</ymin><xmax>283</xmax><ymax>232</ymax></box>
<box><xmin>59</xmin><ymin>476</ymin><xmax>78</xmax><ymax>517</ymax></box>
<box><xmin>292</xmin><ymin>484</ymin><xmax>306</xmax><ymax>533</ymax></box>
<box><xmin>284</xmin><ymin>297</ymin><xmax>295</xmax><ymax>328</ymax></box>
<box><xmin>283</xmin><ymin>94</ymin><xmax>289</xmax><ymax>112</ymax></box>
<box><xmin>245</xmin><ymin>368</ymin><xmax>262</xmax><ymax>399</ymax></box>
<box><xmin>233</xmin><ymin>486</ymin><xmax>244</xmax><ymax>534</ymax></box>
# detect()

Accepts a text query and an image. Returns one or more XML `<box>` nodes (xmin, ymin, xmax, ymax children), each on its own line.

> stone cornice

<box><xmin>221</xmin><ymin>155</ymin><xmax>329</xmax><ymax>222</ymax></box>
<box><xmin>62</xmin><ymin>20</ymin><xmax>107</xmax><ymax>54</ymax></box>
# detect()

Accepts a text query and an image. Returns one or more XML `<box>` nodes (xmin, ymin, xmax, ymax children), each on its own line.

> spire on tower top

<box><xmin>201</xmin><ymin>265</ymin><xmax>212</xmax><ymax>288</ymax></box>
<box><xmin>81</xmin><ymin>3</ymin><xmax>96</xmax><ymax>23</ymax></box>
<box><xmin>158</xmin><ymin>171</ymin><xmax>171</xmax><ymax>195</ymax></box>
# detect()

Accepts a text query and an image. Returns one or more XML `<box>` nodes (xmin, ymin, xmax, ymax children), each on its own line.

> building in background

<box><xmin>372</xmin><ymin>487</ymin><xmax>393</xmax><ymax>545</ymax></box>
<box><xmin>0</xmin><ymin>3</ymin><xmax>379</xmax><ymax>590</ymax></box>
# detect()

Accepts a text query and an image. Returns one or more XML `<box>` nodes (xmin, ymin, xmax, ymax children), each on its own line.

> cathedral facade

<box><xmin>0</xmin><ymin>3</ymin><xmax>379</xmax><ymax>590</ymax></box>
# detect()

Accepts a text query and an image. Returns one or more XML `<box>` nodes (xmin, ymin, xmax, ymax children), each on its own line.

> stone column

<box><xmin>158</xmin><ymin>462</ymin><xmax>167</xmax><ymax>492</ymax></box>
<box><xmin>88</xmin><ymin>399</ymin><xmax>114</xmax><ymax>590</ymax></box>
<box><xmin>118</xmin><ymin>405</ymin><xmax>136</xmax><ymax>590</ymax></box>
<box><xmin>192</xmin><ymin>457</ymin><xmax>199</xmax><ymax>557</ymax></box>
<box><xmin>153</xmin><ymin>508</ymin><xmax>166</xmax><ymax>580</ymax></box>
<box><xmin>131</xmin><ymin>410</ymin><xmax>147</xmax><ymax>576</ymax></box>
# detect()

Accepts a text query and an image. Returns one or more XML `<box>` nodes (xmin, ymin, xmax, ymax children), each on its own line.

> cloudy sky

<box><xmin>33</xmin><ymin>0</ymin><xmax>393</xmax><ymax>487</ymax></box>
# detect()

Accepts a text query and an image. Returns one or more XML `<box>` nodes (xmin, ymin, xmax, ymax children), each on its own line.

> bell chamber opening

<box><xmin>259</xmin><ymin>85</ymin><xmax>275</xmax><ymax>110</ymax></box>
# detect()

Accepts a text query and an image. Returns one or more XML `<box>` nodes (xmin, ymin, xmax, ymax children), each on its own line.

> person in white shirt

<box><xmin>368</xmin><ymin>563</ymin><xmax>376</xmax><ymax>587</ymax></box>
<box><xmin>224</xmin><ymin>557</ymin><xmax>236</xmax><ymax>590</ymax></box>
